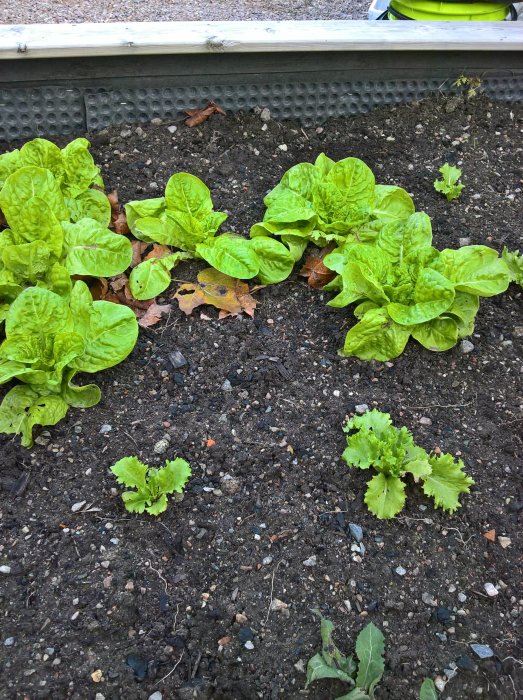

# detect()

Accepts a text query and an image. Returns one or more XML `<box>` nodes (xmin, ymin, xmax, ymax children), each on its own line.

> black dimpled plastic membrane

<box><xmin>1</xmin><ymin>76</ymin><xmax>522</xmax><ymax>141</ymax></box>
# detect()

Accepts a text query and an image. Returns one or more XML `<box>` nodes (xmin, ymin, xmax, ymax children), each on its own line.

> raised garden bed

<box><xmin>1</xmin><ymin>94</ymin><xmax>522</xmax><ymax>699</ymax></box>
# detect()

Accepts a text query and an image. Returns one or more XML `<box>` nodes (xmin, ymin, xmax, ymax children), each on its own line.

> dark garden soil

<box><xmin>1</xmin><ymin>95</ymin><xmax>522</xmax><ymax>700</ymax></box>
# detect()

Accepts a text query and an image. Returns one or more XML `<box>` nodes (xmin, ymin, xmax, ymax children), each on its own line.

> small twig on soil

<box><xmin>501</xmin><ymin>656</ymin><xmax>523</xmax><ymax>666</ymax></box>
<box><xmin>445</xmin><ymin>526</ymin><xmax>474</xmax><ymax>547</ymax></box>
<box><xmin>123</xmin><ymin>430</ymin><xmax>139</xmax><ymax>449</ymax></box>
<box><xmin>145</xmin><ymin>560</ymin><xmax>169</xmax><ymax>593</ymax></box>
<box><xmin>401</xmin><ymin>398</ymin><xmax>475</xmax><ymax>411</ymax></box>
<box><xmin>471</xmin><ymin>589</ymin><xmax>490</xmax><ymax>599</ymax></box>
<box><xmin>191</xmin><ymin>651</ymin><xmax>202</xmax><ymax>679</ymax></box>
<box><xmin>264</xmin><ymin>559</ymin><xmax>283</xmax><ymax>626</ymax></box>
<box><xmin>155</xmin><ymin>651</ymin><xmax>184</xmax><ymax>686</ymax></box>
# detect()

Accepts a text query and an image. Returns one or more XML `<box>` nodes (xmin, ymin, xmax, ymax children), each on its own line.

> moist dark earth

<box><xmin>1</xmin><ymin>95</ymin><xmax>522</xmax><ymax>700</ymax></box>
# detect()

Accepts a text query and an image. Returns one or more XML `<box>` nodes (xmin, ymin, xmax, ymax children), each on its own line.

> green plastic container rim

<box><xmin>388</xmin><ymin>0</ymin><xmax>511</xmax><ymax>19</ymax></box>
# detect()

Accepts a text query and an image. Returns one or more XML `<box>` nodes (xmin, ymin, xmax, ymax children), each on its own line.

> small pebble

<box><xmin>222</xmin><ymin>379</ymin><xmax>232</xmax><ymax>392</ymax></box>
<box><xmin>95</xmin><ymin>694</ymin><xmax>106</xmax><ymax>700</ymax></box>
<box><xmin>153</xmin><ymin>439</ymin><xmax>169</xmax><ymax>455</ymax></box>
<box><xmin>419</xmin><ymin>417</ymin><xmax>432</xmax><ymax>426</ymax></box>
<box><xmin>4</xmin><ymin>637</ymin><xmax>14</xmax><ymax>646</ymax></box>
<box><xmin>333</xmin><ymin>390</ymin><xmax>340</xmax><ymax>398</ymax></box>
<box><xmin>262</xmin><ymin>556</ymin><xmax>273</xmax><ymax>566</ymax></box>
<box><xmin>167</xmin><ymin>125</ymin><xmax>177</xmax><ymax>134</ymax></box>
<box><xmin>395</xmin><ymin>566</ymin><xmax>407</xmax><ymax>576</ymax></box>
<box><xmin>278</xmin><ymin>144</ymin><xmax>288</xmax><ymax>152</ymax></box>
<box><xmin>458</xmin><ymin>592</ymin><xmax>467</xmax><ymax>603</ymax></box>
<box><xmin>484</xmin><ymin>582</ymin><xmax>498</xmax><ymax>597</ymax></box>
<box><xmin>459</xmin><ymin>237</ymin><xmax>471</xmax><ymax>247</ymax></box>
<box><xmin>348</xmin><ymin>523</ymin><xmax>363</xmax><ymax>543</ymax></box>
<box><xmin>99</xmin><ymin>424</ymin><xmax>112</xmax><ymax>434</ymax></box>
<box><xmin>260</xmin><ymin>107</ymin><xmax>271</xmax><ymax>122</ymax></box>
<box><xmin>168</xmin><ymin>350</ymin><xmax>187</xmax><ymax>369</ymax></box>
<box><xmin>303</xmin><ymin>555</ymin><xmax>317</xmax><ymax>567</ymax></box>
<box><xmin>0</xmin><ymin>566</ymin><xmax>11</xmax><ymax>574</ymax></box>
<box><xmin>470</xmin><ymin>643</ymin><xmax>494</xmax><ymax>659</ymax></box>
<box><xmin>422</xmin><ymin>592</ymin><xmax>438</xmax><ymax>607</ymax></box>
<box><xmin>71</xmin><ymin>501</ymin><xmax>86</xmax><ymax>513</ymax></box>
<box><xmin>355</xmin><ymin>404</ymin><xmax>369</xmax><ymax>415</ymax></box>
<box><xmin>244</xmin><ymin>641</ymin><xmax>254</xmax><ymax>650</ymax></box>
<box><xmin>498</xmin><ymin>536</ymin><xmax>511</xmax><ymax>549</ymax></box>
<box><xmin>460</xmin><ymin>340</ymin><xmax>474</xmax><ymax>354</ymax></box>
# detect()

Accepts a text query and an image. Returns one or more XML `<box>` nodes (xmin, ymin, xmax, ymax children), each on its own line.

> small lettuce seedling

<box><xmin>306</xmin><ymin>611</ymin><xmax>385</xmax><ymax>699</ymax></box>
<box><xmin>111</xmin><ymin>456</ymin><xmax>191</xmax><ymax>515</ymax></box>
<box><xmin>433</xmin><ymin>163</ymin><xmax>464</xmax><ymax>201</ymax></box>
<box><xmin>342</xmin><ymin>410</ymin><xmax>474</xmax><ymax>519</ymax></box>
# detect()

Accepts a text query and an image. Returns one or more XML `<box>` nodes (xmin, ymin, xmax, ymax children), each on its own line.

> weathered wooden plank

<box><xmin>0</xmin><ymin>21</ymin><xmax>522</xmax><ymax>59</ymax></box>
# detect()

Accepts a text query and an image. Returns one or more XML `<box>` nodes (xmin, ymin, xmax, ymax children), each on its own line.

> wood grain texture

<box><xmin>1</xmin><ymin>21</ymin><xmax>522</xmax><ymax>59</ymax></box>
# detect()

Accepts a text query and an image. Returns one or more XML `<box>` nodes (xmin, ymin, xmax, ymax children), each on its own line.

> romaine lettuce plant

<box><xmin>324</xmin><ymin>213</ymin><xmax>510</xmax><ymax>360</ymax></box>
<box><xmin>0</xmin><ymin>281</ymin><xmax>138</xmax><ymax>446</ymax></box>
<box><xmin>126</xmin><ymin>172</ymin><xmax>295</xmax><ymax>295</ymax></box>
<box><xmin>250</xmin><ymin>153</ymin><xmax>415</xmax><ymax>261</ymax></box>
<box><xmin>306</xmin><ymin>611</ymin><xmax>385</xmax><ymax>699</ymax></box>
<box><xmin>342</xmin><ymin>410</ymin><xmax>474</xmax><ymax>519</ymax></box>
<box><xmin>0</xmin><ymin>166</ymin><xmax>132</xmax><ymax>316</ymax></box>
<box><xmin>0</xmin><ymin>137</ymin><xmax>110</xmax><ymax>225</ymax></box>
<box><xmin>111</xmin><ymin>455</ymin><xmax>192</xmax><ymax>515</ymax></box>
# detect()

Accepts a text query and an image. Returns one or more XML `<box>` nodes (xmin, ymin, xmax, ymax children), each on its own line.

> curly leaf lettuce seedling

<box><xmin>306</xmin><ymin>610</ymin><xmax>385</xmax><ymax>699</ymax></box>
<box><xmin>111</xmin><ymin>456</ymin><xmax>191</xmax><ymax>515</ymax></box>
<box><xmin>434</xmin><ymin>163</ymin><xmax>464</xmax><ymax>201</ymax></box>
<box><xmin>342</xmin><ymin>409</ymin><xmax>474</xmax><ymax>519</ymax></box>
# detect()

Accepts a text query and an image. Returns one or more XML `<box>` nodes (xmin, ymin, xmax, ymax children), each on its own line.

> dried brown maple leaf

<box><xmin>137</xmin><ymin>302</ymin><xmax>171</xmax><ymax>328</ymax></box>
<box><xmin>173</xmin><ymin>268</ymin><xmax>257</xmax><ymax>317</ymax></box>
<box><xmin>185</xmin><ymin>101</ymin><xmax>226</xmax><ymax>128</ymax></box>
<box><xmin>107</xmin><ymin>189</ymin><xmax>130</xmax><ymax>234</ymax></box>
<box><xmin>299</xmin><ymin>244</ymin><xmax>336</xmax><ymax>289</ymax></box>
<box><xmin>131</xmin><ymin>240</ymin><xmax>149</xmax><ymax>268</ymax></box>
<box><xmin>89</xmin><ymin>274</ymin><xmax>169</xmax><ymax>327</ymax></box>
<box><xmin>144</xmin><ymin>244</ymin><xmax>173</xmax><ymax>261</ymax></box>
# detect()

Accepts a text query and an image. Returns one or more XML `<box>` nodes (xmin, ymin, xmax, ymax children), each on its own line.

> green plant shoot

<box><xmin>433</xmin><ymin>163</ymin><xmax>464</xmax><ymax>201</ymax></box>
<box><xmin>305</xmin><ymin>610</ymin><xmax>385</xmax><ymax>699</ymax></box>
<box><xmin>111</xmin><ymin>456</ymin><xmax>192</xmax><ymax>515</ymax></box>
<box><xmin>342</xmin><ymin>409</ymin><xmax>474</xmax><ymax>519</ymax></box>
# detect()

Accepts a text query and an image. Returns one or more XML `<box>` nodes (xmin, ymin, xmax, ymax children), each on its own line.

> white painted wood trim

<box><xmin>0</xmin><ymin>21</ymin><xmax>522</xmax><ymax>59</ymax></box>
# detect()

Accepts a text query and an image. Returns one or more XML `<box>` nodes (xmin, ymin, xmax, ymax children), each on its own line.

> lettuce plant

<box><xmin>111</xmin><ymin>456</ymin><xmax>192</xmax><ymax>515</ymax></box>
<box><xmin>250</xmin><ymin>153</ymin><xmax>415</xmax><ymax>262</ymax></box>
<box><xmin>342</xmin><ymin>410</ymin><xmax>474</xmax><ymax>519</ymax></box>
<box><xmin>0</xmin><ymin>281</ymin><xmax>138</xmax><ymax>446</ymax></box>
<box><xmin>433</xmin><ymin>163</ymin><xmax>464</xmax><ymax>202</ymax></box>
<box><xmin>324</xmin><ymin>212</ymin><xmax>510</xmax><ymax>360</ymax></box>
<box><xmin>306</xmin><ymin>611</ymin><xmax>385</xmax><ymax>699</ymax></box>
<box><xmin>0</xmin><ymin>166</ymin><xmax>132</xmax><ymax>319</ymax></box>
<box><xmin>126</xmin><ymin>172</ymin><xmax>295</xmax><ymax>295</ymax></box>
<box><xmin>0</xmin><ymin>137</ymin><xmax>110</xmax><ymax>225</ymax></box>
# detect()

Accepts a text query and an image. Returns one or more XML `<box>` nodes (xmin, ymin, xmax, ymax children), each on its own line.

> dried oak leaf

<box><xmin>108</xmin><ymin>189</ymin><xmax>130</xmax><ymax>234</ymax></box>
<box><xmin>173</xmin><ymin>268</ymin><xmax>256</xmax><ymax>317</ymax></box>
<box><xmin>299</xmin><ymin>244</ymin><xmax>336</xmax><ymax>289</ymax></box>
<box><xmin>185</xmin><ymin>101</ymin><xmax>226</xmax><ymax>128</ymax></box>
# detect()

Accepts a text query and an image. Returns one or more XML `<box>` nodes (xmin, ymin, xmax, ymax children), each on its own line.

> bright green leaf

<box><xmin>364</xmin><ymin>472</ymin><xmax>406</xmax><ymax>519</ymax></box>
<box><xmin>355</xmin><ymin>623</ymin><xmax>385</xmax><ymax>694</ymax></box>
<box><xmin>422</xmin><ymin>453</ymin><xmax>474</xmax><ymax>513</ymax></box>
<box><xmin>62</xmin><ymin>218</ymin><xmax>132</xmax><ymax>277</ymax></box>
<box><xmin>196</xmin><ymin>234</ymin><xmax>259</xmax><ymax>279</ymax></box>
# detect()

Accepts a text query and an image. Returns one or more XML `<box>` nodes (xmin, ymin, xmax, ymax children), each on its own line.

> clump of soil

<box><xmin>1</xmin><ymin>95</ymin><xmax>522</xmax><ymax>700</ymax></box>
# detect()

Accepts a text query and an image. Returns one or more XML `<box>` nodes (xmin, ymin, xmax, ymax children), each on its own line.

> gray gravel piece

<box><xmin>0</xmin><ymin>1</ymin><xmax>368</xmax><ymax>24</ymax></box>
